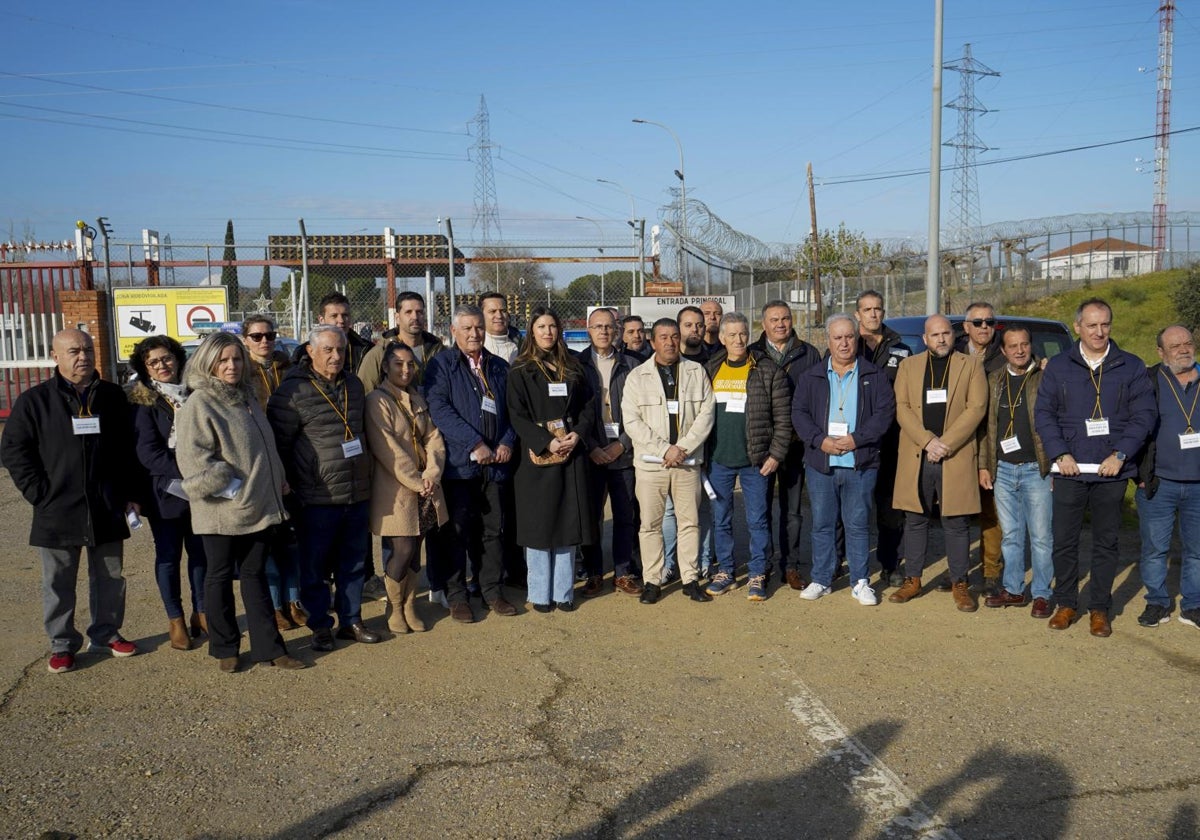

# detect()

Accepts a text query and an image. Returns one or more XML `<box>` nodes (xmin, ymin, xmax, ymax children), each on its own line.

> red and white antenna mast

<box><xmin>1153</xmin><ymin>1</ymin><xmax>1175</xmax><ymax>270</ymax></box>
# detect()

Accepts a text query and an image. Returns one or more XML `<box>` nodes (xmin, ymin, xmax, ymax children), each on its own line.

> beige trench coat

<box><xmin>892</xmin><ymin>350</ymin><xmax>988</xmax><ymax>516</ymax></box>
<box><xmin>365</xmin><ymin>380</ymin><xmax>449</xmax><ymax>537</ymax></box>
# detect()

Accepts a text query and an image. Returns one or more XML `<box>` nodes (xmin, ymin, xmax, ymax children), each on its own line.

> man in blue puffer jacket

<box><xmin>1034</xmin><ymin>297</ymin><xmax>1156</xmax><ymax>638</ymax></box>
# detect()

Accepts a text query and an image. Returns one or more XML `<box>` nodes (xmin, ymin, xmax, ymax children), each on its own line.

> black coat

<box><xmin>1</xmin><ymin>372</ymin><xmax>136</xmax><ymax>548</ymax></box>
<box><xmin>506</xmin><ymin>358</ymin><xmax>598</xmax><ymax>549</ymax></box>
<box><xmin>128</xmin><ymin>381</ymin><xmax>189</xmax><ymax>520</ymax></box>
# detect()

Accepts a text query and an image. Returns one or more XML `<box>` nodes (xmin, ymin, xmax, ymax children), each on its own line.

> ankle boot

<box><xmin>191</xmin><ymin>612</ymin><xmax>208</xmax><ymax>637</ymax></box>
<box><xmin>383</xmin><ymin>575</ymin><xmax>409</xmax><ymax>633</ymax></box>
<box><xmin>275</xmin><ymin>609</ymin><xmax>294</xmax><ymax>632</ymax></box>
<box><xmin>403</xmin><ymin>568</ymin><xmax>427</xmax><ymax>632</ymax></box>
<box><xmin>168</xmin><ymin>616</ymin><xmax>191</xmax><ymax>650</ymax></box>
<box><xmin>289</xmin><ymin>600</ymin><xmax>309</xmax><ymax>627</ymax></box>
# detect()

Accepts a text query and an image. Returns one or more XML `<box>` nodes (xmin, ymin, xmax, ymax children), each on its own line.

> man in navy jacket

<box><xmin>424</xmin><ymin>304</ymin><xmax>519</xmax><ymax>622</ymax></box>
<box><xmin>1034</xmin><ymin>298</ymin><xmax>1156</xmax><ymax>637</ymax></box>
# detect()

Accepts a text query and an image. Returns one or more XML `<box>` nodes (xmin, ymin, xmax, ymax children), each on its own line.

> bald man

<box><xmin>2</xmin><ymin>329</ymin><xmax>141</xmax><ymax>673</ymax></box>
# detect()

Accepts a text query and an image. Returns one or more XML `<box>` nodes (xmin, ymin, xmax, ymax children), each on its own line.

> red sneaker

<box><xmin>89</xmin><ymin>638</ymin><xmax>138</xmax><ymax>658</ymax></box>
<box><xmin>48</xmin><ymin>651</ymin><xmax>75</xmax><ymax>673</ymax></box>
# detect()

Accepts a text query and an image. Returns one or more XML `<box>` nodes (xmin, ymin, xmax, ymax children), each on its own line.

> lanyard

<box><xmin>75</xmin><ymin>385</ymin><xmax>97</xmax><ymax>418</ymax></box>
<box><xmin>468</xmin><ymin>355</ymin><xmax>495</xmax><ymax>399</ymax></box>
<box><xmin>1087</xmin><ymin>362</ymin><xmax>1104</xmax><ymax>420</ymax></box>
<box><xmin>535</xmin><ymin>358</ymin><xmax>563</xmax><ymax>384</ymax></box>
<box><xmin>1160</xmin><ymin>367</ymin><xmax>1200</xmax><ymax>434</ymax></box>
<box><xmin>257</xmin><ymin>361</ymin><xmax>280</xmax><ymax>392</ymax></box>
<box><xmin>926</xmin><ymin>354</ymin><xmax>950</xmax><ymax>390</ymax></box>
<box><xmin>1001</xmin><ymin>367</ymin><xmax>1033</xmax><ymax>439</ymax></box>
<box><xmin>658</xmin><ymin>364</ymin><xmax>678</xmax><ymax>400</ymax></box>
<box><xmin>393</xmin><ymin>393</ymin><xmax>428</xmax><ymax>471</ymax></box>
<box><xmin>832</xmin><ymin>364</ymin><xmax>856</xmax><ymax>420</ymax></box>
<box><xmin>309</xmin><ymin>376</ymin><xmax>354</xmax><ymax>441</ymax></box>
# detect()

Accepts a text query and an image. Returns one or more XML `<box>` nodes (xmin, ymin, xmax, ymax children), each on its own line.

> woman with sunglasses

<box><xmin>241</xmin><ymin>315</ymin><xmax>308</xmax><ymax>632</ymax></box>
<box><xmin>365</xmin><ymin>342</ymin><xmax>448</xmax><ymax>632</ymax></box>
<box><xmin>128</xmin><ymin>335</ymin><xmax>208</xmax><ymax>650</ymax></box>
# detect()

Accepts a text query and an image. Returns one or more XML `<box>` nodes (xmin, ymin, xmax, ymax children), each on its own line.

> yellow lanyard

<box><xmin>76</xmin><ymin>386</ymin><xmax>97</xmax><ymax>417</ymax></box>
<box><xmin>1159</xmin><ymin>367</ymin><xmax>1200</xmax><ymax>434</ymax></box>
<box><xmin>309</xmin><ymin>376</ymin><xmax>354</xmax><ymax>441</ymax></box>
<box><xmin>1001</xmin><ymin>367</ymin><xmax>1033</xmax><ymax>439</ymax></box>
<box><xmin>393</xmin><ymin>394</ymin><xmax>428</xmax><ymax>471</ymax></box>
<box><xmin>832</xmin><ymin>364</ymin><xmax>856</xmax><ymax>421</ymax></box>
<box><xmin>257</xmin><ymin>362</ymin><xmax>279</xmax><ymax>392</ymax></box>
<box><xmin>535</xmin><ymin>358</ymin><xmax>563</xmax><ymax>384</ymax></box>
<box><xmin>1087</xmin><ymin>362</ymin><xmax>1104</xmax><ymax>420</ymax></box>
<box><xmin>469</xmin><ymin>355</ymin><xmax>495</xmax><ymax>399</ymax></box>
<box><xmin>926</xmin><ymin>354</ymin><xmax>950</xmax><ymax>390</ymax></box>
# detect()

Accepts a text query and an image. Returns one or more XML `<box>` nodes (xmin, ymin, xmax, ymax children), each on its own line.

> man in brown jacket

<box><xmin>889</xmin><ymin>314</ymin><xmax>988</xmax><ymax>611</ymax></box>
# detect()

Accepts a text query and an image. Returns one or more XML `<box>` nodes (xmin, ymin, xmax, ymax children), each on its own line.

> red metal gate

<box><xmin>1</xmin><ymin>262</ymin><xmax>83</xmax><ymax>418</ymax></box>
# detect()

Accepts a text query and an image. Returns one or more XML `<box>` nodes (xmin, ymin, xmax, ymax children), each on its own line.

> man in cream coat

<box><xmin>622</xmin><ymin>317</ymin><xmax>716</xmax><ymax>604</ymax></box>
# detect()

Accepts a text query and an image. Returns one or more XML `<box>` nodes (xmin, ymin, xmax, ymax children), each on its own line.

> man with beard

<box><xmin>620</xmin><ymin>315</ymin><xmax>650</xmax><ymax>361</ymax></box>
<box><xmin>700</xmin><ymin>300</ymin><xmax>724</xmax><ymax>356</ymax></box>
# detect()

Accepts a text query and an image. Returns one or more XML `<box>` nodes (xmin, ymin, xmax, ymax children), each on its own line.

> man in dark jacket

<box><xmin>854</xmin><ymin>290</ymin><xmax>911</xmax><ymax>585</ymax></box>
<box><xmin>269</xmin><ymin>323</ymin><xmax>379</xmax><ymax>651</ymax></box>
<box><xmin>1135</xmin><ymin>324</ymin><xmax>1200</xmax><ymax>630</ymax></box>
<box><xmin>358</xmin><ymin>291</ymin><xmax>447</xmax><ymax>392</ymax></box>
<box><xmin>424</xmin><ymin>304</ymin><xmax>519</xmax><ymax>622</ymax></box>
<box><xmin>751</xmin><ymin>299</ymin><xmax>821</xmax><ymax>588</ymax></box>
<box><xmin>576</xmin><ymin>307</ymin><xmax>643</xmax><ymax>596</ymax></box>
<box><xmin>619</xmin><ymin>315</ymin><xmax>650</xmax><ymax>361</ymax></box>
<box><xmin>1</xmin><ymin>328</ymin><xmax>140</xmax><ymax>673</ymax></box>
<box><xmin>1034</xmin><ymin>298</ymin><xmax>1156</xmax><ymax>637</ymax></box>
<box><xmin>292</xmin><ymin>291</ymin><xmax>374</xmax><ymax>374</ymax></box>
<box><xmin>703</xmin><ymin>312</ymin><xmax>792</xmax><ymax>601</ymax></box>
<box><xmin>793</xmin><ymin>315</ymin><xmax>896</xmax><ymax>606</ymax></box>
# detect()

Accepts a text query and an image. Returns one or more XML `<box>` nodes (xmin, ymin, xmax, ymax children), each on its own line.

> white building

<box><xmin>1038</xmin><ymin>237</ymin><xmax>1157</xmax><ymax>281</ymax></box>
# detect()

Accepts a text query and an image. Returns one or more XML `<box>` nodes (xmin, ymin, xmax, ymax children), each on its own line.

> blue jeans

<box><xmin>526</xmin><ymin>547</ymin><xmax>576</xmax><ymax>605</ymax></box>
<box><xmin>1137</xmin><ymin>479</ymin><xmax>1200</xmax><ymax>610</ymax></box>
<box><xmin>709</xmin><ymin>461</ymin><xmax>770</xmax><ymax>577</ymax></box>
<box><xmin>806</xmin><ymin>467</ymin><xmax>877</xmax><ymax>586</ymax></box>
<box><xmin>147</xmin><ymin>515</ymin><xmax>207</xmax><ymax>619</ymax></box>
<box><xmin>664</xmin><ymin>488</ymin><xmax>715</xmax><ymax>573</ymax></box>
<box><xmin>296</xmin><ymin>501</ymin><xmax>369</xmax><ymax>629</ymax></box>
<box><xmin>993</xmin><ymin>461</ymin><xmax>1054</xmax><ymax>599</ymax></box>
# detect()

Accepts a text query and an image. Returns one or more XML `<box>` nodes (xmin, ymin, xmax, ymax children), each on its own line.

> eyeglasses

<box><xmin>970</xmin><ymin>318</ymin><xmax>997</xmax><ymax>328</ymax></box>
<box><xmin>145</xmin><ymin>356</ymin><xmax>175</xmax><ymax>368</ymax></box>
<box><xmin>246</xmin><ymin>331</ymin><xmax>278</xmax><ymax>342</ymax></box>
<box><xmin>589</xmin><ymin>324</ymin><xmax>615</xmax><ymax>331</ymax></box>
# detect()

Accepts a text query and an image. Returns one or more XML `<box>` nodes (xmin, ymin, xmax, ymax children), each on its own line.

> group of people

<box><xmin>4</xmin><ymin>287</ymin><xmax>1197</xmax><ymax>675</ymax></box>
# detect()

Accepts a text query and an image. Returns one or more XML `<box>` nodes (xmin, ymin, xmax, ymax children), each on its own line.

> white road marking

<box><xmin>785</xmin><ymin>676</ymin><xmax>962</xmax><ymax>839</ymax></box>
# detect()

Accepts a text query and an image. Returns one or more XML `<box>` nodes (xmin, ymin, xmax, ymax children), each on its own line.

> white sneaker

<box><xmin>799</xmin><ymin>582</ymin><xmax>831</xmax><ymax>600</ymax></box>
<box><xmin>851</xmin><ymin>578</ymin><xmax>878</xmax><ymax>606</ymax></box>
<box><xmin>429</xmin><ymin>589</ymin><xmax>450</xmax><ymax>609</ymax></box>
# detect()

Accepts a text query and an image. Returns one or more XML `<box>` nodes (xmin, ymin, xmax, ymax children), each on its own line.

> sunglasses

<box><xmin>246</xmin><ymin>331</ymin><xmax>278</xmax><ymax>342</ymax></box>
<box><xmin>970</xmin><ymin>318</ymin><xmax>996</xmax><ymax>328</ymax></box>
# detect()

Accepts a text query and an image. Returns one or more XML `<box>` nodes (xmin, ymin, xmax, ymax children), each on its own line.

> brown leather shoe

<box><xmin>888</xmin><ymin>577</ymin><xmax>923</xmax><ymax>603</ymax></box>
<box><xmin>951</xmin><ymin>580</ymin><xmax>978</xmax><ymax>612</ymax></box>
<box><xmin>579</xmin><ymin>576</ymin><xmax>604</xmax><ymax>598</ymax></box>
<box><xmin>289</xmin><ymin>601</ymin><xmax>309</xmax><ymax>627</ymax></box>
<box><xmin>168</xmin><ymin>616</ymin><xmax>192</xmax><ymax>650</ymax></box>
<box><xmin>1089</xmin><ymin>609</ymin><xmax>1112</xmax><ymax>638</ymax></box>
<box><xmin>614</xmin><ymin>574</ymin><xmax>644</xmax><ymax>596</ymax></box>
<box><xmin>489</xmin><ymin>597</ymin><xmax>518</xmax><ymax>616</ymax></box>
<box><xmin>1030</xmin><ymin>597</ymin><xmax>1053</xmax><ymax>619</ymax></box>
<box><xmin>785</xmin><ymin>569</ymin><xmax>806</xmax><ymax>591</ymax></box>
<box><xmin>275</xmin><ymin>609</ymin><xmax>295</xmax><ymax>632</ymax></box>
<box><xmin>985</xmin><ymin>590</ymin><xmax>1028</xmax><ymax>609</ymax></box>
<box><xmin>1048</xmin><ymin>605</ymin><xmax>1078</xmax><ymax>630</ymax></box>
<box><xmin>218</xmin><ymin>656</ymin><xmax>239</xmax><ymax>673</ymax></box>
<box><xmin>268</xmin><ymin>654</ymin><xmax>309</xmax><ymax>670</ymax></box>
<box><xmin>450</xmin><ymin>602</ymin><xmax>475</xmax><ymax>623</ymax></box>
<box><xmin>190</xmin><ymin>612</ymin><xmax>207</xmax><ymax>638</ymax></box>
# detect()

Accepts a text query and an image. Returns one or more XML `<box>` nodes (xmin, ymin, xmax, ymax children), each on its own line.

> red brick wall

<box><xmin>60</xmin><ymin>290</ymin><xmax>116</xmax><ymax>380</ymax></box>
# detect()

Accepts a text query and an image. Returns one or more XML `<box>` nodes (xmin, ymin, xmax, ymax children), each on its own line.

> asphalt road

<box><xmin>1</xmin><ymin>471</ymin><xmax>1198</xmax><ymax>840</ymax></box>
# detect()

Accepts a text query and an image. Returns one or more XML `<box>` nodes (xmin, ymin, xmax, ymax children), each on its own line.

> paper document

<box><xmin>641</xmin><ymin>455</ymin><xmax>698</xmax><ymax>466</ymax></box>
<box><xmin>1050</xmin><ymin>463</ymin><xmax>1102</xmax><ymax>475</ymax></box>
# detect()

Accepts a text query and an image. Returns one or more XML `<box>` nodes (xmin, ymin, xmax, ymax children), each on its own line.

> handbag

<box><xmin>417</xmin><ymin>493</ymin><xmax>439</xmax><ymax>534</ymax></box>
<box><xmin>528</xmin><ymin>418</ymin><xmax>571</xmax><ymax>466</ymax></box>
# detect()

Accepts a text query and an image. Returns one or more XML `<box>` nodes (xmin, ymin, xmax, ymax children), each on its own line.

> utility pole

<box><xmin>807</xmin><ymin>163</ymin><xmax>823</xmax><ymax>326</ymax></box>
<box><xmin>1153</xmin><ymin>0</ymin><xmax>1176</xmax><ymax>270</ymax></box>
<box><xmin>927</xmin><ymin>0</ymin><xmax>945</xmax><ymax>315</ymax></box>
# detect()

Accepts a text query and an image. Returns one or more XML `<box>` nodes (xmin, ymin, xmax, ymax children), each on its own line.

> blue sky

<box><xmin>2</xmin><ymin>1</ymin><xmax>1195</xmax><ymax>252</ymax></box>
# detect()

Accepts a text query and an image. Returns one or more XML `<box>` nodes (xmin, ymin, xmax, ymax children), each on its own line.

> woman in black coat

<box><xmin>506</xmin><ymin>306</ymin><xmax>597</xmax><ymax>612</ymax></box>
<box><xmin>127</xmin><ymin>335</ymin><xmax>208</xmax><ymax>650</ymax></box>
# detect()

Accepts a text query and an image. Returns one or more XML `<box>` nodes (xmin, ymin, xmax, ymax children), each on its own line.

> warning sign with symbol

<box><xmin>112</xmin><ymin>287</ymin><xmax>229</xmax><ymax>360</ymax></box>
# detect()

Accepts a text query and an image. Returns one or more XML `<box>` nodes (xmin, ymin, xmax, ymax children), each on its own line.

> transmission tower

<box><xmin>469</xmin><ymin>94</ymin><xmax>502</xmax><ymax>244</ymax></box>
<box><xmin>943</xmin><ymin>44</ymin><xmax>999</xmax><ymax>249</ymax></box>
<box><xmin>1153</xmin><ymin>1</ymin><xmax>1175</xmax><ymax>270</ymax></box>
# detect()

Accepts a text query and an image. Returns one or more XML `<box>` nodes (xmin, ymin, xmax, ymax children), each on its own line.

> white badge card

<box><xmin>1085</xmin><ymin>418</ymin><xmax>1110</xmax><ymax>437</ymax></box>
<box><xmin>666</xmin><ymin>399</ymin><xmax>680</xmax><ymax>415</ymax></box>
<box><xmin>548</xmin><ymin>382</ymin><xmax>568</xmax><ymax>397</ymax></box>
<box><xmin>1180</xmin><ymin>432</ymin><xmax>1200</xmax><ymax>450</ymax></box>
<box><xmin>72</xmin><ymin>416</ymin><xmax>101</xmax><ymax>435</ymax></box>
<box><xmin>828</xmin><ymin>421</ymin><xmax>849</xmax><ymax>437</ymax></box>
<box><xmin>481</xmin><ymin>396</ymin><xmax>498</xmax><ymax>414</ymax></box>
<box><xmin>725</xmin><ymin>395</ymin><xmax>747</xmax><ymax>414</ymax></box>
<box><xmin>925</xmin><ymin>389</ymin><xmax>948</xmax><ymax>404</ymax></box>
<box><xmin>342</xmin><ymin>437</ymin><xmax>363</xmax><ymax>458</ymax></box>
<box><xmin>1000</xmin><ymin>436</ymin><xmax>1021</xmax><ymax>454</ymax></box>
<box><xmin>604</xmin><ymin>422</ymin><xmax>621</xmax><ymax>439</ymax></box>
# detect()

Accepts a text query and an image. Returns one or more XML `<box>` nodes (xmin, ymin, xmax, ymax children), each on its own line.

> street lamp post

<box><xmin>597</xmin><ymin>177</ymin><xmax>643</xmax><ymax>297</ymax></box>
<box><xmin>576</xmin><ymin>216</ymin><xmax>605</xmax><ymax>305</ymax></box>
<box><xmin>632</xmin><ymin>118</ymin><xmax>687</xmax><ymax>290</ymax></box>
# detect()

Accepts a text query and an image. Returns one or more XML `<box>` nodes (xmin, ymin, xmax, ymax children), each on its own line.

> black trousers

<box><xmin>767</xmin><ymin>442</ymin><xmax>807</xmax><ymax>574</ymax></box>
<box><xmin>1051</xmin><ymin>478</ymin><xmax>1125</xmax><ymax>612</ymax></box>
<box><xmin>202</xmin><ymin>530</ymin><xmax>286</xmax><ymax>662</ymax></box>
<box><xmin>439</xmin><ymin>475</ymin><xmax>505</xmax><ymax>605</ymax></box>
<box><xmin>581</xmin><ymin>466</ymin><xmax>641</xmax><ymax>578</ymax></box>
<box><xmin>903</xmin><ymin>461</ymin><xmax>971</xmax><ymax>580</ymax></box>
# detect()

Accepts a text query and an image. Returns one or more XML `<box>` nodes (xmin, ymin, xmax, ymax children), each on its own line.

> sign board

<box><xmin>629</xmin><ymin>295</ymin><xmax>736</xmax><ymax>325</ymax></box>
<box><xmin>112</xmin><ymin>286</ymin><xmax>229</xmax><ymax>361</ymax></box>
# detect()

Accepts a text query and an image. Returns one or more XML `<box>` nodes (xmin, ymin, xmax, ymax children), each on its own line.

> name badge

<box><xmin>828</xmin><ymin>421</ymin><xmax>849</xmax><ymax>437</ymax></box>
<box><xmin>548</xmin><ymin>382</ymin><xmax>568</xmax><ymax>397</ymax></box>
<box><xmin>72</xmin><ymin>416</ymin><xmax>101</xmax><ymax>435</ymax></box>
<box><xmin>342</xmin><ymin>437</ymin><xmax>363</xmax><ymax>458</ymax></box>
<box><xmin>926</xmin><ymin>389</ymin><xmax>948</xmax><ymax>404</ymax></box>
<box><xmin>605</xmin><ymin>422</ymin><xmax>621</xmax><ymax>439</ymax></box>
<box><xmin>666</xmin><ymin>399</ymin><xmax>680</xmax><ymax>415</ymax></box>
<box><xmin>1181</xmin><ymin>432</ymin><xmax>1200</xmax><ymax>450</ymax></box>
<box><xmin>481</xmin><ymin>396</ymin><xmax>498</xmax><ymax>414</ymax></box>
<box><xmin>1000</xmin><ymin>436</ymin><xmax>1021</xmax><ymax>454</ymax></box>
<box><xmin>1085</xmin><ymin>418</ymin><xmax>1109</xmax><ymax>437</ymax></box>
<box><xmin>725</xmin><ymin>395</ymin><xmax>747</xmax><ymax>414</ymax></box>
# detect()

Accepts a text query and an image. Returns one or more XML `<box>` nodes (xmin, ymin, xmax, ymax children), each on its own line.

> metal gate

<box><xmin>1</xmin><ymin>263</ymin><xmax>82</xmax><ymax>418</ymax></box>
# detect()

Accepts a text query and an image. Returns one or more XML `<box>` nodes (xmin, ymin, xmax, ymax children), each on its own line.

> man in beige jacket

<box><xmin>622</xmin><ymin>318</ymin><xmax>716</xmax><ymax>604</ymax></box>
